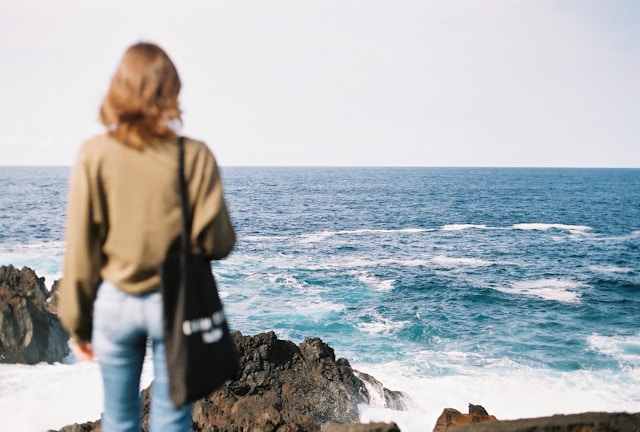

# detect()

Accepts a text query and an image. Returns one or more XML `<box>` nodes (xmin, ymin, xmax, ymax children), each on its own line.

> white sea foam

<box><xmin>578</xmin><ymin>230</ymin><xmax>640</xmax><ymax>243</ymax></box>
<box><xmin>372</xmin><ymin>258</ymin><xmax>433</xmax><ymax>268</ymax></box>
<box><xmin>495</xmin><ymin>279</ymin><xmax>584</xmax><ymax>303</ymax></box>
<box><xmin>337</xmin><ymin>228</ymin><xmax>428</xmax><ymax>235</ymax></box>
<box><xmin>356</xmin><ymin>313</ymin><xmax>408</xmax><ymax>336</ymax></box>
<box><xmin>512</xmin><ymin>223</ymin><xmax>593</xmax><ymax>236</ymax></box>
<box><xmin>266</xmin><ymin>273</ymin><xmax>308</xmax><ymax>290</ymax></box>
<box><xmin>289</xmin><ymin>298</ymin><xmax>345</xmax><ymax>314</ymax></box>
<box><xmin>432</xmin><ymin>255</ymin><xmax>492</xmax><ymax>267</ymax></box>
<box><xmin>393</xmin><ymin>259</ymin><xmax>432</xmax><ymax>267</ymax></box>
<box><xmin>298</xmin><ymin>231</ymin><xmax>336</xmax><ymax>244</ymax></box>
<box><xmin>298</xmin><ymin>228</ymin><xmax>428</xmax><ymax>244</ymax></box>
<box><xmin>441</xmin><ymin>224</ymin><xmax>489</xmax><ymax>231</ymax></box>
<box><xmin>304</xmin><ymin>258</ymin><xmax>432</xmax><ymax>271</ymax></box>
<box><xmin>393</xmin><ymin>228</ymin><xmax>429</xmax><ymax>233</ymax></box>
<box><xmin>243</xmin><ymin>234</ymin><xmax>288</xmax><ymax>241</ymax></box>
<box><xmin>335</xmin><ymin>256</ymin><xmax>492</xmax><ymax>269</ymax></box>
<box><xmin>357</xmin><ymin>321</ymin><xmax>396</xmax><ymax>335</ymax></box>
<box><xmin>256</xmin><ymin>254</ymin><xmax>493</xmax><ymax>273</ymax></box>
<box><xmin>0</xmin><ymin>241</ymin><xmax>66</xmax><ymax>252</ymax></box>
<box><xmin>0</xmin><ymin>347</ymin><xmax>154</xmax><ymax>432</ymax></box>
<box><xmin>355</xmin><ymin>360</ymin><xmax>640</xmax><ymax>432</ymax></box>
<box><xmin>336</xmin><ymin>258</ymin><xmax>378</xmax><ymax>268</ymax></box>
<box><xmin>589</xmin><ymin>265</ymin><xmax>635</xmax><ymax>274</ymax></box>
<box><xmin>0</xmin><ymin>361</ymin><xmax>102</xmax><ymax>432</ymax></box>
<box><xmin>588</xmin><ymin>334</ymin><xmax>640</xmax><ymax>366</ymax></box>
<box><xmin>357</xmin><ymin>272</ymin><xmax>395</xmax><ymax>291</ymax></box>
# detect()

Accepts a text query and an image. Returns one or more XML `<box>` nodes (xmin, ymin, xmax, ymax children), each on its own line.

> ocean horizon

<box><xmin>1</xmin><ymin>166</ymin><xmax>639</xmax><ymax>431</ymax></box>
<box><xmin>2</xmin><ymin>165</ymin><xmax>640</xmax><ymax>169</ymax></box>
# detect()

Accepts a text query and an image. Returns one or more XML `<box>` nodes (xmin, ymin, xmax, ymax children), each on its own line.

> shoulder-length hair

<box><xmin>100</xmin><ymin>42</ymin><xmax>182</xmax><ymax>149</ymax></box>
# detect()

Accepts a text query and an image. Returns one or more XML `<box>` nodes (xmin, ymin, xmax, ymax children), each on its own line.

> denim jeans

<box><xmin>92</xmin><ymin>280</ymin><xmax>192</xmax><ymax>432</ymax></box>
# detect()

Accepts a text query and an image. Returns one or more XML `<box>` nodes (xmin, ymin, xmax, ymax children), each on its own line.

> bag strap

<box><xmin>177</xmin><ymin>136</ymin><xmax>192</xmax><ymax>252</ymax></box>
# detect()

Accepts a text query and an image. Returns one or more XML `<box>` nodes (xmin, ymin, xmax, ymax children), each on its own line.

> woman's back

<box><xmin>61</xmin><ymin>134</ymin><xmax>235</xmax><ymax>334</ymax></box>
<box><xmin>59</xmin><ymin>42</ymin><xmax>236</xmax><ymax>432</ymax></box>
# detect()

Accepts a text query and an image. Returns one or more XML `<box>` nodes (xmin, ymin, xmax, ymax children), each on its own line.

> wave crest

<box><xmin>495</xmin><ymin>279</ymin><xmax>584</xmax><ymax>303</ymax></box>
<box><xmin>512</xmin><ymin>223</ymin><xmax>592</xmax><ymax>235</ymax></box>
<box><xmin>441</xmin><ymin>224</ymin><xmax>489</xmax><ymax>231</ymax></box>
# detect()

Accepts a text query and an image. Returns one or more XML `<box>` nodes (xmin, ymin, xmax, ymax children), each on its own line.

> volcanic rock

<box><xmin>0</xmin><ymin>265</ymin><xmax>70</xmax><ymax>364</ymax></box>
<box><xmin>433</xmin><ymin>404</ymin><xmax>497</xmax><ymax>431</ymax></box>
<box><xmin>181</xmin><ymin>331</ymin><xmax>408</xmax><ymax>431</ymax></box>
<box><xmin>443</xmin><ymin>411</ymin><xmax>640</xmax><ymax>432</ymax></box>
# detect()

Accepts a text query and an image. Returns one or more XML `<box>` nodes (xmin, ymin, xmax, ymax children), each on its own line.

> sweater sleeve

<box><xmin>189</xmin><ymin>143</ymin><xmax>236</xmax><ymax>261</ymax></box>
<box><xmin>59</xmin><ymin>147</ymin><xmax>106</xmax><ymax>343</ymax></box>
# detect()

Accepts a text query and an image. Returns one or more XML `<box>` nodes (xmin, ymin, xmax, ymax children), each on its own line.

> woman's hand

<box><xmin>72</xmin><ymin>341</ymin><xmax>94</xmax><ymax>361</ymax></box>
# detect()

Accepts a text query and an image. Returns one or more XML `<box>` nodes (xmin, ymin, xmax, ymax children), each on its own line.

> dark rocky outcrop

<box><xmin>433</xmin><ymin>404</ymin><xmax>498</xmax><ymax>431</ymax></box>
<box><xmin>433</xmin><ymin>404</ymin><xmax>640</xmax><ymax>432</ymax></box>
<box><xmin>443</xmin><ymin>411</ymin><xmax>640</xmax><ymax>432</ymax></box>
<box><xmin>0</xmin><ymin>265</ymin><xmax>70</xmax><ymax>364</ymax></box>
<box><xmin>175</xmin><ymin>331</ymin><xmax>408</xmax><ymax>431</ymax></box>
<box><xmin>52</xmin><ymin>331</ymin><xmax>407</xmax><ymax>431</ymax></box>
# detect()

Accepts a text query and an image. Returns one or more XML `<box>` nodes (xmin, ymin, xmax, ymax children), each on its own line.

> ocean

<box><xmin>1</xmin><ymin>166</ymin><xmax>639</xmax><ymax>431</ymax></box>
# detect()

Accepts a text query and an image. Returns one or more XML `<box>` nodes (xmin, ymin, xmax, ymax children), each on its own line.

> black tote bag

<box><xmin>159</xmin><ymin>136</ymin><xmax>239</xmax><ymax>408</ymax></box>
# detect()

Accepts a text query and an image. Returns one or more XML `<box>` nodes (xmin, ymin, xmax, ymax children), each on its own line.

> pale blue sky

<box><xmin>1</xmin><ymin>0</ymin><xmax>638</xmax><ymax>167</ymax></box>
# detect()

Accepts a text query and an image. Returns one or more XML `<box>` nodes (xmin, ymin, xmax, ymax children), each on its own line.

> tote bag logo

<box><xmin>182</xmin><ymin>310</ymin><xmax>226</xmax><ymax>343</ymax></box>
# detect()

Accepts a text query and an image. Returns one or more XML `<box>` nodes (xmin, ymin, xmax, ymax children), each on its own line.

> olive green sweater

<box><xmin>59</xmin><ymin>134</ymin><xmax>236</xmax><ymax>343</ymax></box>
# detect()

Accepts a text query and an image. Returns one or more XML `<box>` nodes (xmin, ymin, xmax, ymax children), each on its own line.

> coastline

<box><xmin>1</xmin><ymin>336</ymin><xmax>639</xmax><ymax>432</ymax></box>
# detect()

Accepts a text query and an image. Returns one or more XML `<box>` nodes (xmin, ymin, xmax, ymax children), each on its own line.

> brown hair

<box><xmin>100</xmin><ymin>42</ymin><xmax>182</xmax><ymax>149</ymax></box>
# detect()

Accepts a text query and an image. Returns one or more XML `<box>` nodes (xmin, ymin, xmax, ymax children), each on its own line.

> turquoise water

<box><xmin>1</xmin><ymin>166</ymin><xmax>639</xmax><ymax>430</ymax></box>
<box><xmin>219</xmin><ymin>168</ymin><xmax>640</xmax><ymax>368</ymax></box>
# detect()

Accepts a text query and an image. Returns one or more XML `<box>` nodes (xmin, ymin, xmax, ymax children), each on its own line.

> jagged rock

<box><xmin>182</xmin><ymin>331</ymin><xmax>407</xmax><ymax>431</ymax></box>
<box><xmin>51</xmin><ymin>331</ymin><xmax>407</xmax><ymax>432</ymax></box>
<box><xmin>444</xmin><ymin>411</ymin><xmax>640</xmax><ymax>432</ymax></box>
<box><xmin>0</xmin><ymin>265</ymin><xmax>70</xmax><ymax>364</ymax></box>
<box><xmin>433</xmin><ymin>404</ymin><xmax>497</xmax><ymax>431</ymax></box>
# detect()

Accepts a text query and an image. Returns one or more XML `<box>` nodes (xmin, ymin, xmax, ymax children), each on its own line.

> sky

<box><xmin>1</xmin><ymin>0</ymin><xmax>638</xmax><ymax>167</ymax></box>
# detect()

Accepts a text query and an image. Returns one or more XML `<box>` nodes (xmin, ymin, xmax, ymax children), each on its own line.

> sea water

<box><xmin>0</xmin><ymin>166</ymin><xmax>639</xmax><ymax>431</ymax></box>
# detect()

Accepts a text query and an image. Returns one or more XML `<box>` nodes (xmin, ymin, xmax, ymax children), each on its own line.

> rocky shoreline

<box><xmin>2</xmin><ymin>265</ymin><xmax>639</xmax><ymax>432</ymax></box>
<box><xmin>0</xmin><ymin>265</ymin><xmax>69</xmax><ymax>364</ymax></box>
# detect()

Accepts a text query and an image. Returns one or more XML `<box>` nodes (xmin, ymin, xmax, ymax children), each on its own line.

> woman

<box><xmin>59</xmin><ymin>42</ymin><xmax>236</xmax><ymax>432</ymax></box>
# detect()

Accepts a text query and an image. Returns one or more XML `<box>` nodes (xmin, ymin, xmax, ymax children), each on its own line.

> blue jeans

<box><xmin>92</xmin><ymin>281</ymin><xmax>192</xmax><ymax>432</ymax></box>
